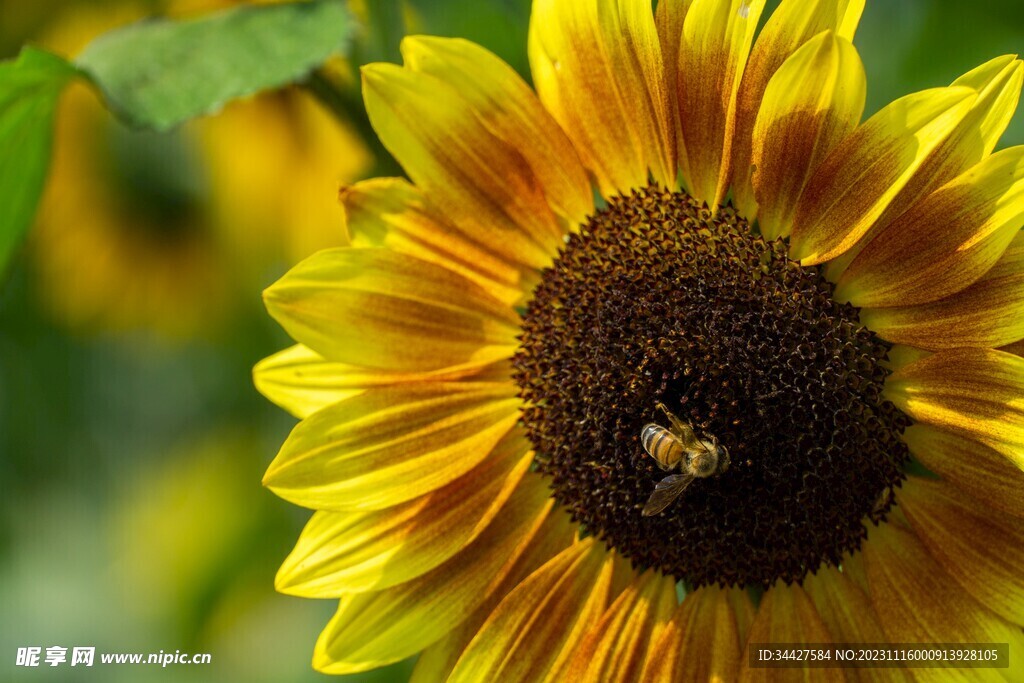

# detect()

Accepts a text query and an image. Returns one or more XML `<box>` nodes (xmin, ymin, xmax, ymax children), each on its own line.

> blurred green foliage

<box><xmin>1</xmin><ymin>1</ymin><xmax>1023</xmax><ymax>682</ymax></box>
<box><xmin>0</xmin><ymin>48</ymin><xmax>77</xmax><ymax>273</ymax></box>
<box><xmin>856</xmin><ymin>0</ymin><xmax>1024</xmax><ymax>144</ymax></box>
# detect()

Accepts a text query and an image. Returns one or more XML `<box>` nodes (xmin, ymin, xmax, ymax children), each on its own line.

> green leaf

<box><xmin>0</xmin><ymin>47</ymin><xmax>78</xmax><ymax>275</ymax></box>
<box><xmin>76</xmin><ymin>0</ymin><xmax>354</xmax><ymax>132</ymax></box>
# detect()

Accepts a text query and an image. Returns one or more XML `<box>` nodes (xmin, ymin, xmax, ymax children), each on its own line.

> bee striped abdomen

<box><xmin>641</xmin><ymin>423</ymin><xmax>684</xmax><ymax>469</ymax></box>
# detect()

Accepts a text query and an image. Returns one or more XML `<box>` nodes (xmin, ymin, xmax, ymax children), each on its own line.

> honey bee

<box><xmin>640</xmin><ymin>402</ymin><xmax>730</xmax><ymax>516</ymax></box>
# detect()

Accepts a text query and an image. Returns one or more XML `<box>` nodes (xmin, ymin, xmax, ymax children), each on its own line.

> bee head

<box><xmin>715</xmin><ymin>443</ymin><xmax>730</xmax><ymax>473</ymax></box>
<box><xmin>704</xmin><ymin>435</ymin><xmax>729</xmax><ymax>474</ymax></box>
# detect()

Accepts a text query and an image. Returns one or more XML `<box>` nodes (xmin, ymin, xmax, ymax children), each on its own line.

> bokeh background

<box><xmin>1</xmin><ymin>1</ymin><xmax>1022</xmax><ymax>681</ymax></box>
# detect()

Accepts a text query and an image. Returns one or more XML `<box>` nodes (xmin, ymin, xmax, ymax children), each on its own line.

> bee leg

<box><xmin>656</xmin><ymin>402</ymin><xmax>690</xmax><ymax>436</ymax></box>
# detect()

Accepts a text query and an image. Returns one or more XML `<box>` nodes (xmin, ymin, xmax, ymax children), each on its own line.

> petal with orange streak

<box><xmin>750</xmin><ymin>31</ymin><xmax>865</xmax><ymax>240</ymax></box>
<box><xmin>401</xmin><ymin>36</ymin><xmax>593</xmax><ymax>227</ymax></box>
<box><xmin>885</xmin><ymin>348</ymin><xmax>1024</xmax><ymax>471</ymax></box>
<box><xmin>655</xmin><ymin>0</ymin><xmax>695</xmax><ymax>186</ymax></box>
<box><xmin>837</xmin><ymin>147</ymin><xmax>1024</xmax><ymax>308</ymax></box>
<box><xmin>362</xmin><ymin>60</ymin><xmax>566</xmax><ymax>271</ymax></box>
<box><xmin>863</xmin><ymin>522</ymin><xmax>1024</xmax><ymax>682</ymax></box>
<box><xmin>731</xmin><ymin>0</ymin><xmax>865</xmax><ymax>218</ymax></box>
<box><xmin>641</xmin><ymin>586</ymin><xmax>742</xmax><ymax>683</ymax></box>
<box><xmin>902</xmin><ymin>424</ymin><xmax>1024</xmax><ymax>519</ymax></box>
<box><xmin>276</xmin><ymin>438</ymin><xmax>532</xmax><ymax>595</ymax></box>
<box><xmin>789</xmin><ymin>87</ymin><xmax>976</xmax><ymax>265</ymax></box>
<box><xmin>678</xmin><ymin>0</ymin><xmax>766</xmax><ymax>207</ymax></box>
<box><xmin>264</xmin><ymin>382</ymin><xmax>521</xmax><ymax>511</ymax></box>
<box><xmin>899</xmin><ymin>477</ymin><xmax>1024</xmax><ymax>626</ymax></box>
<box><xmin>804</xmin><ymin>566</ymin><xmax>912</xmax><ymax>683</ymax></box>
<box><xmin>446</xmin><ymin>538</ymin><xmax>619</xmax><ymax>682</ymax></box>
<box><xmin>409</xmin><ymin>508</ymin><xmax>579</xmax><ymax>683</ymax></box>
<box><xmin>528</xmin><ymin>0</ymin><xmax>676</xmax><ymax>195</ymax></box>
<box><xmin>860</xmin><ymin>229</ymin><xmax>1024</xmax><ymax>348</ymax></box>
<box><xmin>567</xmin><ymin>570</ymin><xmax>677</xmax><ymax>682</ymax></box>
<box><xmin>738</xmin><ymin>582</ymin><xmax>840</xmax><ymax>682</ymax></box>
<box><xmin>311</xmin><ymin>476</ymin><xmax>558</xmax><ymax>674</ymax></box>
<box><xmin>825</xmin><ymin>56</ymin><xmax>1023</xmax><ymax>280</ymax></box>
<box><xmin>343</xmin><ymin>177</ymin><xmax>527</xmax><ymax>305</ymax></box>
<box><xmin>263</xmin><ymin>248</ymin><xmax>519</xmax><ymax>372</ymax></box>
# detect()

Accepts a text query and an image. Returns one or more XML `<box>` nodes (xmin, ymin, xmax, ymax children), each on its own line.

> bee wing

<box><xmin>642</xmin><ymin>473</ymin><xmax>695</xmax><ymax>517</ymax></box>
<box><xmin>675</xmin><ymin>425</ymin><xmax>708</xmax><ymax>455</ymax></box>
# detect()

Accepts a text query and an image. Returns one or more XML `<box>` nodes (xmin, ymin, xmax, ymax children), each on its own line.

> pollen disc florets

<box><xmin>512</xmin><ymin>185</ymin><xmax>910</xmax><ymax>587</ymax></box>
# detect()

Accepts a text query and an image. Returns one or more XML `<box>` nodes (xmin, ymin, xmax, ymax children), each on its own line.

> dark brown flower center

<box><xmin>512</xmin><ymin>185</ymin><xmax>909</xmax><ymax>587</ymax></box>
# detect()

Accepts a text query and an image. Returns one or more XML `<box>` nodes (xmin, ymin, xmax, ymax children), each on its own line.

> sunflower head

<box><xmin>257</xmin><ymin>0</ymin><xmax>1024</xmax><ymax>678</ymax></box>
<box><xmin>514</xmin><ymin>183</ymin><xmax>910</xmax><ymax>587</ymax></box>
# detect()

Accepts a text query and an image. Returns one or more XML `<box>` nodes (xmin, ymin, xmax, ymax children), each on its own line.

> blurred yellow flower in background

<box><xmin>30</xmin><ymin>0</ymin><xmax>370</xmax><ymax>339</ymax></box>
<box><xmin>256</xmin><ymin>0</ymin><xmax>1024</xmax><ymax>679</ymax></box>
<box><xmin>31</xmin><ymin>3</ymin><xmax>226</xmax><ymax>338</ymax></box>
<box><xmin>199</xmin><ymin>87</ymin><xmax>370</xmax><ymax>270</ymax></box>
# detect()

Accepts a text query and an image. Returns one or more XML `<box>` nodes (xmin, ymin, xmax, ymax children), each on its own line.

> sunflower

<box><xmin>256</xmin><ymin>0</ymin><xmax>1024</xmax><ymax>680</ymax></box>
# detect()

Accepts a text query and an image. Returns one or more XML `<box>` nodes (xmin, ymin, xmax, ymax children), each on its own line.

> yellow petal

<box><xmin>825</xmin><ymin>56</ymin><xmax>1024</xmax><ymax>280</ymax></box>
<box><xmin>362</xmin><ymin>61</ymin><xmax>564</xmax><ymax>271</ymax></box>
<box><xmin>802</xmin><ymin>566</ymin><xmax>913</xmax><ymax>683</ymax></box>
<box><xmin>863</xmin><ymin>522</ymin><xmax>1024</xmax><ymax>683</ymax></box>
<box><xmin>727</xmin><ymin>586</ymin><xmax>756</xmax><ymax>648</ymax></box>
<box><xmin>253</xmin><ymin>344</ymin><xmax>361</xmax><ymax>418</ymax></box>
<box><xmin>410</xmin><ymin>506</ymin><xmax>579</xmax><ymax>683</ymax></box>
<box><xmin>803</xmin><ymin>566</ymin><xmax>885</xmax><ymax>641</ymax></box>
<box><xmin>263</xmin><ymin>248</ymin><xmax>519</xmax><ymax>372</ymax></box>
<box><xmin>313</xmin><ymin>475</ymin><xmax>560</xmax><ymax>674</ymax></box>
<box><xmin>731</xmin><ymin>0</ymin><xmax>865</xmax><ymax>218</ymax></box>
<box><xmin>903</xmin><ymin>424</ymin><xmax>1024</xmax><ymax>519</ymax></box>
<box><xmin>952</xmin><ymin>56</ymin><xmax>1024</xmax><ymax>156</ymax></box>
<box><xmin>885</xmin><ymin>348</ymin><xmax>1024</xmax><ymax>470</ymax></box>
<box><xmin>343</xmin><ymin>177</ymin><xmax>527</xmax><ymax>306</ymax></box>
<box><xmin>276</xmin><ymin>438</ymin><xmax>531</xmax><ymax>596</ymax></box>
<box><xmin>640</xmin><ymin>586</ymin><xmax>741</xmax><ymax>683</ymax></box>
<box><xmin>528</xmin><ymin>0</ymin><xmax>676</xmax><ymax>195</ymax></box>
<box><xmin>738</xmin><ymin>582</ymin><xmax>839</xmax><ymax>683</ymax></box>
<box><xmin>836</xmin><ymin>147</ymin><xmax>1024</xmax><ymax>307</ymax></box>
<box><xmin>900</xmin><ymin>477</ymin><xmax>1024</xmax><ymax>626</ymax></box>
<box><xmin>678</xmin><ymin>0</ymin><xmax>766</xmax><ymax>207</ymax></box>
<box><xmin>789</xmin><ymin>87</ymin><xmax>976</xmax><ymax>265</ymax></box>
<box><xmin>447</xmin><ymin>538</ymin><xmax>618</xmax><ymax>682</ymax></box>
<box><xmin>751</xmin><ymin>31</ymin><xmax>865</xmax><ymax>239</ymax></box>
<box><xmin>264</xmin><ymin>382</ymin><xmax>520</xmax><ymax>511</ymax></box>
<box><xmin>253</xmin><ymin>344</ymin><xmax>497</xmax><ymax>419</ymax></box>
<box><xmin>400</xmin><ymin>37</ymin><xmax>593</xmax><ymax>226</ymax></box>
<box><xmin>861</xmin><ymin>230</ymin><xmax>1024</xmax><ymax>349</ymax></box>
<box><xmin>567</xmin><ymin>570</ymin><xmax>677</xmax><ymax>682</ymax></box>
<box><xmin>615</xmin><ymin>0</ymin><xmax>678</xmax><ymax>189</ymax></box>
<box><xmin>655</xmin><ymin>0</ymin><xmax>695</xmax><ymax>187</ymax></box>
